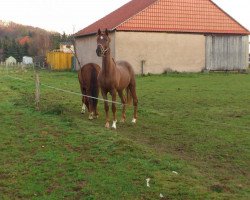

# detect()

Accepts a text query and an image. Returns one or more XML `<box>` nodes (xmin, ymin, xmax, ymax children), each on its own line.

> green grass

<box><xmin>0</xmin><ymin>66</ymin><xmax>249</xmax><ymax>199</ymax></box>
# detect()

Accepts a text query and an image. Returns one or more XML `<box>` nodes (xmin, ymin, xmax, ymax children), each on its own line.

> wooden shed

<box><xmin>75</xmin><ymin>0</ymin><xmax>249</xmax><ymax>74</ymax></box>
<box><xmin>46</xmin><ymin>51</ymin><xmax>73</xmax><ymax>70</ymax></box>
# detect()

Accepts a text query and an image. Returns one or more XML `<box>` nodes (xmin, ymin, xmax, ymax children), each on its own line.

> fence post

<box><xmin>35</xmin><ymin>71</ymin><xmax>40</xmax><ymax>111</ymax></box>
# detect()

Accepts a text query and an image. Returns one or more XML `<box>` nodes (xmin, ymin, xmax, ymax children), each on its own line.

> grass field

<box><xmin>0</xmin><ymin>66</ymin><xmax>249</xmax><ymax>199</ymax></box>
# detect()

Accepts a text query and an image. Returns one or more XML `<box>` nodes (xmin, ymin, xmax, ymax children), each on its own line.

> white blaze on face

<box><xmin>100</xmin><ymin>36</ymin><xmax>103</xmax><ymax>40</ymax></box>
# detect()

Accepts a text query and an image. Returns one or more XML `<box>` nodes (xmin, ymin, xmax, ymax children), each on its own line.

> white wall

<box><xmin>115</xmin><ymin>31</ymin><xmax>206</xmax><ymax>74</ymax></box>
<box><xmin>75</xmin><ymin>31</ymin><xmax>206</xmax><ymax>73</ymax></box>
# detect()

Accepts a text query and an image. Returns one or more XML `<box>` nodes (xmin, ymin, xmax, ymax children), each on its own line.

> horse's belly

<box><xmin>117</xmin><ymin>70</ymin><xmax>130</xmax><ymax>89</ymax></box>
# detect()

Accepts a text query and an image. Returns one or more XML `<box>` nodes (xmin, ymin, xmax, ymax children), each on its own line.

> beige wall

<box><xmin>115</xmin><ymin>32</ymin><xmax>206</xmax><ymax>74</ymax></box>
<box><xmin>75</xmin><ymin>33</ymin><xmax>115</xmax><ymax>70</ymax></box>
<box><xmin>75</xmin><ymin>31</ymin><xmax>205</xmax><ymax>73</ymax></box>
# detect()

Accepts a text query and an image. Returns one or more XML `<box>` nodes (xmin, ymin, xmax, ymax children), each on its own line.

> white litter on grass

<box><xmin>172</xmin><ymin>171</ymin><xmax>178</xmax><ymax>174</ymax></box>
<box><xmin>146</xmin><ymin>178</ymin><xmax>150</xmax><ymax>187</ymax></box>
<box><xmin>160</xmin><ymin>193</ymin><xmax>164</xmax><ymax>198</ymax></box>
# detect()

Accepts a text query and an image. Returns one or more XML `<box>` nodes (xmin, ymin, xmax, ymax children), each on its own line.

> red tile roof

<box><xmin>76</xmin><ymin>0</ymin><xmax>249</xmax><ymax>37</ymax></box>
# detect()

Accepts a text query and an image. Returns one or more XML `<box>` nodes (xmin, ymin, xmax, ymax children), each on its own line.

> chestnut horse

<box><xmin>96</xmin><ymin>28</ymin><xmax>138</xmax><ymax>129</ymax></box>
<box><xmin>78</xmin><ymin>63</ymin><xmax>101</xmax><ymax>120</ymax></box>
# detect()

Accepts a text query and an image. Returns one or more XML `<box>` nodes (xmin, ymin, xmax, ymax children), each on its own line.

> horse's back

<box><xmin>81</xmin><ymin>63</ymin><xmax>101</xmax><ymax>75</ymax></box>
<box><xmin>78</xmin><ymin>63</ymin><xmax>101</xmax><ymax>92</ymax></box>
<box><xmin>108</xmin><ymin>60</ymin><xmax>135</xmax><ymax>91</ymax></box>
<box><xmin>116</xmin><ymin>60</ymin><xmax>135</xmax><ymax>77</ymax></box>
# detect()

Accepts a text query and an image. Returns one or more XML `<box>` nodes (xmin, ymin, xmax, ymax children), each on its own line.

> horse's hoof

<box><xmin>94</xmin><ymin>114</ymin><xmax>99</xmax><ymax>119</ymax></box>
<box><xmin>111</xmin><ymin>120</ymin><xmax>117</xmax><ymax>129</ymax></box>
<box><xmin>131</xmin><ymin>118</ymin><xmax>137</xmax><ymax>123</ymax></box>
<box><xmin>105</xmin><ymin>122</ymin><xmax>110</xmax><ymax>129</ymax></box>
<box><xmin>120</xmin><ymin>118</ymin><xmax>125</xmax><ymax>123</ymax></box>
<box><xmin>81</xmin><ymin>110</ymin><xmax>85</xmax><ymax>114</ymax></box>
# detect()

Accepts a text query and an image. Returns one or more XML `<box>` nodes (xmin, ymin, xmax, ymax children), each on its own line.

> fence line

<box><xmin>2</xmin><ymin>70</ymin><xmax>250</xmax><ymax>131</ymax></box>
<box><xmin>4</xmin><ymin>74</ymin><xmax>125</xmax><ymax>106</ymax></box>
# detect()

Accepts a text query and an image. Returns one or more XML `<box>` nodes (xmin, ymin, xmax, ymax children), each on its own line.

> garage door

<box><xmin>205</xmin><ymin>35</ymin><xmax>248</xmax><ymax>70</ymax></box>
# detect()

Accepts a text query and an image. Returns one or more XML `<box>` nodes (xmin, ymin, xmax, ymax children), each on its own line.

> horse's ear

<box><xmin>97</xmin><ymin>29</ymin><xmax>101</xmax><ymax>35</ymax></box>
<box><xmin>105</xmin><ymin>28</ymin><xmax>109</xmax><ymax>36</ymax></box>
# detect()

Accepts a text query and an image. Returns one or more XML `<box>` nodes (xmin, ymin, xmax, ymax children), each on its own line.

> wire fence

<box><xmin>0</xmin><ymin>64</ymin><xmax>125</xmax><ymax>106</ymax></box>
<box><xmin>1</xmin><ymin>64</ymin><xmax>250</xmax><ymax>131</ymax></box>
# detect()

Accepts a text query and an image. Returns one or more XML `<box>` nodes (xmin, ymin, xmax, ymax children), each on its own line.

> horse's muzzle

<box><xmin>96</xmin><ymin>47</ymin><xmax>102</xmax><ymax>57</ymax></box>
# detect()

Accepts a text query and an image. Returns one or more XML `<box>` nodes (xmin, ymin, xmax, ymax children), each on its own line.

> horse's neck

<box><xmin>102</xmin><ymin>53</ymin><xmax>115</xmax><ymax>75</ymax></box>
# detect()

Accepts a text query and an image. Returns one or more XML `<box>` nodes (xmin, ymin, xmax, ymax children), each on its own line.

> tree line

<box><xmin>0</xmin><ymin>20</ymin><xmax>73</xmax><ymax>62</ymax></box>
<box><xmin>0</xmin><ymin>37</ymin><xmax>29</xmax><ymax>62</ymax></box>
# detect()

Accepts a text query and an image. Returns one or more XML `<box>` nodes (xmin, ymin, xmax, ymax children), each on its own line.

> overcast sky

<box><xmin>0</xmin><ymin>0</ymin><xmax>249</xmax><ymax>34</ymax></box>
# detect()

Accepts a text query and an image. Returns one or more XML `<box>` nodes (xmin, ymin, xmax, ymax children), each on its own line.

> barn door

<box><xmin>205</xmin><ymin>35</ymin><xmax>248</xmax><ymax>70</ymax></box>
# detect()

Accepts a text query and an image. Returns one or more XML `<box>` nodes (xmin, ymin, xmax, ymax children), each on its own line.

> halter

<box><xmin>97</xmin><ymin>44</ymin><xmax>109</xmax><ymax>56</ymax></box>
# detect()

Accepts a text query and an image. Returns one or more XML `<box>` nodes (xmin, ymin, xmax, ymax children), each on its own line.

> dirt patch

<box><xmin>210</xmin><ymin>183</ymin><xmax>232</xmax><ymax>193</ymax></box>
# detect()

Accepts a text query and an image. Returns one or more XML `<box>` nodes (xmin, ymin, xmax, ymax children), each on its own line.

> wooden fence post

<box><xmin>35</xmin><ymin>71</ymin><xmax>40</xmax><ymax>111</ymax></box>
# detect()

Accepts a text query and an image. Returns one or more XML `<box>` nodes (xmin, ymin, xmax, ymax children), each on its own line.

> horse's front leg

<box><xmin>111</xmin><ymin>89</ymin><xmax>117</xmax><ymax>129</ymax></box>
<box><xmin>101</xmin><ymin>90</ymin><xmax>110</xmax><ymax>128</ymax></box>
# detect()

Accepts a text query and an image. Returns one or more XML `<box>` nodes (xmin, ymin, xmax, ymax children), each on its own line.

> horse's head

<box><xmin>96</xmin><ymin>28</ymin><xmax>110</xmax><ymax>57</ymax></box>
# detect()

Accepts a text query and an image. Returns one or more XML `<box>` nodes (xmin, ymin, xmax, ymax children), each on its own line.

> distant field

<box><xmin>0</xmin><ymin>66</ymin><xmax>249</xmax><ymax>199</ymax></box>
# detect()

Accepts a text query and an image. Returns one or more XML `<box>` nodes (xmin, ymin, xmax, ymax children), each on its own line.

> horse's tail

<box><xmin>90</xmin><ymin>66</ymin><xmax>99</xmax><ymax>107</ymax></box>
<box><xmin>126</xmin><ymin>87</ymin><xmax>132</xmax><ymax>106</ymax></box>
<box><xmin>78</xmin><ymin>69</ymin><xmax>84</xmax><ymax>95</ymax></box>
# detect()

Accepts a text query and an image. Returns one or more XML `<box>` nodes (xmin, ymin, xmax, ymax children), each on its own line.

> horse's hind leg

<box><xmin>81</xmin><ymin>97</ymin><xmax>86</xmax><ymax>114</ymax></box>
<box><xmin>81</xmin><ymin>90</ymin><xmax>87</xmax><ymax>114</ymax></box>
<box><xmin>79</xmin><ymin>83</ymin><xmax>85</xmax><ymax>114</ymax></box>
<box><xmin>118</xmin><ymin>90</ymin><xmax>126</xmax><ymax>122</ymax></box>
<box><xmin>87</xmin><ymin>90</ymin><xmax>94</xmax><ymax>120</ymax></box>
<box><xmin>129</xmin><ymin>84</ymin><xmax>138</xmax><ymax>123</ymax></box>
<box><xmin>93</xmin><ymin>103</ymin><xmax>99</xmax><ymax>119</ymax></box>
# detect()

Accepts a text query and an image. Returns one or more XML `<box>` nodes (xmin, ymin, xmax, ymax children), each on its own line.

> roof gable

<box><xmin>76</xmin><ymin>0</ymin><xmax>249</xmax><ymax>37</ymax></box>
<box><xmin>75</xmin><ymin>0</ymin><xmax>157</xmax><ymax>37</ymax></box>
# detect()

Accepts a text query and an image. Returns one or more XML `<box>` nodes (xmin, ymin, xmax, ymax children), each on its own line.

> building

<box><xmin>75</xmin><ymin>0</ymin><xmax>249</xmax><ymax>73</ymax></box>
<box><xmin>5</xmin><ymin>56</ymin><xmax>17</xmax><ymax>65</ymax></box>
<box><xmin>46</xmin><ymin>51</ymin><xmax>73</xmax><ymax>70</ymax></box>
<box><xmin>60</xmin><ymin>42</ymin><xmax>74</xmax><ymax>53</ymax></box>
<box><xmin>22</xmin><ymin>56</ymin><xmax>33</xmax><ymax>65</ymax></box>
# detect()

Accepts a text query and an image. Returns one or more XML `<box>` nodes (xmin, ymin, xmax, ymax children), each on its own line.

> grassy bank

<box><xmin>0</xmin><ymin>67</ymin><xmax>249</xmax><ymax>199</ymax></box>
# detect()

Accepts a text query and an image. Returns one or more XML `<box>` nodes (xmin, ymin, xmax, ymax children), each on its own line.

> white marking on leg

<box><xmin>146</xmin><ymin>178</ymin><xmax>150</xmax><ymax>187</ymax></box>
<box><xmin>132</xmin><ymin>118</ymin><xmax>136</xmax><ymax>123</ymax></box>
<box><xmin>111</xmin><ymin>120</ymin><xmax>117</xmax><ymax>129</ymax></box>
<box><xmin>88</xmin><ymin>112</ymin><xmax>94</xmax><ymax>120</ymax></box>
<box><xmin>81</xmin><ymin>104</ymin><xmax>86</xmax><ymax>114</ymax></box>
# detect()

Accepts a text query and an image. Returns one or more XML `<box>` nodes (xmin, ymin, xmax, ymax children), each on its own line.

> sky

<box><xmin>0</xmin><ymin>0</ymin><xmax>249</xmax><ymax>34</ymax></box>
